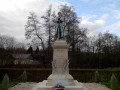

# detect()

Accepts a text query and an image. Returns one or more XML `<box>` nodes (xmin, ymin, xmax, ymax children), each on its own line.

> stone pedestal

<box><xmin>46</xmin><ymin>40</ymin><xmax>75</xmax><ymax>86</ymax></box>
<box><xmin>52</xmin><ymin>40</ymin><xmax>69</xmax><ymax>74</ymax></box>
<box><xmin>32</xmin><ymin>40</ymin><xmax>88</xmax><ymax>90</ymax></box>
<box><xmin>32</xmin><ymin>80</ymin><xmax>88</xmax><ymax>90</ymax></box>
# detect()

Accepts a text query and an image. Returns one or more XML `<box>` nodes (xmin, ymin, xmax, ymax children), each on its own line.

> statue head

<box><xmin>58</xmin><ymin>12</ymin><xmax>62</xmax><ymax>17</ymax></box>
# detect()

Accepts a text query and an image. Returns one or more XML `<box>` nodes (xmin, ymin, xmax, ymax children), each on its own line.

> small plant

<box><xmin>111</xmin><ymin>74</ymin><xmax>118</xmax><ymax>90</ymax></box>
<box><xmin>2</xmin><ymin>74</ymin><xmax>9</xmax><ymax>90</ymax></box>
<box><xmin>95</xmin><ymin>71</ymin><xmax>100</xmax><ymax>83</ymax></box>
<box><xmin>22</xmin><ymin>70</ymin><xmax>27</xmax><ymax>82</ymax></box>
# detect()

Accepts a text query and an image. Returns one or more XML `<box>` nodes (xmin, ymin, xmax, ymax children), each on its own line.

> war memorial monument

<box><xmin>32</xmin><ymin>12</ymin><xmax>88</xmax><ymax>90</ymax></box>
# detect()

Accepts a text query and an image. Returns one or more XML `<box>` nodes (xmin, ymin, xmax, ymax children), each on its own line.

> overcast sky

<box><xmin>0</xmin><ymin>0</ymin><xmax>120</xmax><ymax>41</ymax></box>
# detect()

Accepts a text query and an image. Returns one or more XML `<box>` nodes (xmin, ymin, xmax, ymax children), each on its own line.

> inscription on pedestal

<box><xmin>54</xmin><ymin>49</ymin><xmax>67</xmax><ymax>66</ymax></box>
<box><xmin>54</xmin><ymin>49</ymin><xmax>67</xmax><ymax>58</ymax></box>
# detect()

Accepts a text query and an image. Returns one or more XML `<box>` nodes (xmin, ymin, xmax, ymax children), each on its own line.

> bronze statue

<box><xmin>56</xmin><ymin>12</ymin><xmax>64</xmax><ymax>40</ymax></box>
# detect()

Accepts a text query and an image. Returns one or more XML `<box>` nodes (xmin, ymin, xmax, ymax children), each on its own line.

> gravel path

<box><xmin>9</xmin><ymin>82</ymin><xmax>111</xmax><ymax>90</ymax></box>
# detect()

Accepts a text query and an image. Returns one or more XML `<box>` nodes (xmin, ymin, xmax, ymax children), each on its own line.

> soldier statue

<box><xmin>56</xmin><ymin>12</ymin><xmax>64</xmax><ymax>40</ymax></box>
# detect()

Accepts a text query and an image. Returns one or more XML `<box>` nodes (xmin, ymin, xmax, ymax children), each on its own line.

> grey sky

<box><xmin>0</xmin><ymin>0</ymin><xmax>120</xmax><ymax>42</ymax></box>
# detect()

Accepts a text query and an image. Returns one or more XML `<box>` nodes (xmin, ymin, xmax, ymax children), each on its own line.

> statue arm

<box><xmin>60</xmin><ymin>17</ymin><xmax>64</xmax><ymax>22</ymax></box>
<box><xmin>56</xmin><ymin>17</ymin><xmax>58</xmax><ymax>22</ymax></box>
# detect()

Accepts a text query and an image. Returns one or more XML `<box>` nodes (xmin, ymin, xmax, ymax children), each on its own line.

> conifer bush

<box><xmin>95</xmin><ymin>71</ymin><xmax>100</xmax><ymax>83</ymax></box>
<box><xmin>22</xmin><ymin>70</ymin><xmax>27</xmax><ymax>82</ymax></box>
<box><xmin>2</xmin><ymin>74</ymin><xmax>9</xmax><ymax>90</ymax></box>
<box><xmin>111</xmin><ymin>74</ymin><xmax>118</xmax><ymax>90</ymax></box>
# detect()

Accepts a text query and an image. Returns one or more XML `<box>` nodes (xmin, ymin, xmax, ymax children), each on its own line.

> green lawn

<box><xmin>102</xmin><ymin>82</ymin><xmax>111</xmax><ymax>88</ymax></box>
<box><xmin>102</xmin><ymin>82</ymin><xmax>120</xmax><ymax>90</ymax></box>
<box><xmin>0</xmin><ymin>80</ymin><xmax>19</xmax><ymax>90</ymax></box>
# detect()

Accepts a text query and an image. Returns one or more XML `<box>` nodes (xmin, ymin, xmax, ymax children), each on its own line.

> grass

<box><xmin>104</xmin><ymin>67</ymin><xmax>120</xmax><ymax>70</ymax></box>
<box><xmin>102</xmin><ymin>81</ymin><xmax>120</xmax><ymax>90</ymax></box>
<box><xmin>0</xmin><ymin>80</ymin><xmax>20</xmax><ymax>90</ymax></box>
<box><xmin>102</xmin><ymin>82</ymin><xmax>111</xmax><ymax>88</ymax></box>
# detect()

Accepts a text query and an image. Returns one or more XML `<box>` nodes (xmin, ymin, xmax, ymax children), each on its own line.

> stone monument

<box><xmin>32</xmin><ymin>12</ymin><xmax>88</xmax><ymax>90</ymax></box>
<box><xmin>47</xmin><ymin>12</ymin><xmax>75</xmax><ymax>86</ymax></box>
<box><xmin>46</xmin><ymin>40</ymin><xmax>75</xmax><ymax>86</ymax></box>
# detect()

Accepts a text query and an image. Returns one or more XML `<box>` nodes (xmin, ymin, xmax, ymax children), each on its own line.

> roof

<box><xmin>12</xmin><ymin>54</ymin><xmax>32</xmax><ymax>59</ymax></box>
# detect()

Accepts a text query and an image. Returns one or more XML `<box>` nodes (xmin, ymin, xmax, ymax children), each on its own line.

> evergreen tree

<box><xmin>35</xmin><ymin>46</ymin><xmax>39</xmax><ymax>54</ymax></box>
<box><xmin>111</xmin><ymin>74</ymin><xmax>119</xmax><ymax>90</ymax></box>
<box><xmin>2</xmin><ymin>74</ymin><xmax>9</xmax><ymax>90</ymax></box>
<box><xmin>27</xmin><ymin>46</ymin><xmax>33</xmax><ymax>54</ymax></box>
<box><xmin>22</xmin><ymin>71</ymin><xmax>27</xmax><ymax>82</ymax></box>
<box><xmin>95</xmin><ymin>71</ymin><xmax>100</xmax><ymax>83</ymax></box>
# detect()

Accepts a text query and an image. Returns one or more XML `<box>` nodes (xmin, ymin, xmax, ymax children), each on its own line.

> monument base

<box><xmin>31</xmin><ymin>40</ymin><xmax>88</xmax><ymax>90</ymax></box>
<box><xmin>32</xmin><ymin>80</ymin><xmax>88</xmax><ymax>90</ymax></box>
<box><xmin>46</xmin><ymin>74</ymin><xmax>75</xmax><ymax>86</ymax></box>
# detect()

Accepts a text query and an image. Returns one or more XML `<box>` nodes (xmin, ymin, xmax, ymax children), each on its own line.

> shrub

<box><xmin>22</xmin><ymin>70</ymin><xmax>27</xmax><ymax>82</ymax></box>
<box><xmin>95</xmin><ymin>71</ymin><xmax>100</xmax><ymax>83</ymax></box>
<box><xmin>2</xmin><ymin>74</ymin><xmax>9</xmax><ymax>90</ymax></box>
<box><xmin>111</xmin><ymin>74</ymin><xmax>119</xmax><ymax>90</ymax></box>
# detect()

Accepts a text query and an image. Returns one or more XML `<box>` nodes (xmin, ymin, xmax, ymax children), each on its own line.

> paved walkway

<box><xmin>83</xmin><ymin>83</ymin><xmax>111</xmax><ymax>90</ymax></box>
<box><xmin>9</xmin><ymin>82</ymin><xmax>111</xmax><ymax>90</ymax></box>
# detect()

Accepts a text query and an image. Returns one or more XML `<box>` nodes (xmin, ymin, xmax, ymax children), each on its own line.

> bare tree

<box><xmin>14</xmin><ymin>41</ymin><xmax>25</xmax><ymax>49</ymax></box>
<box><xmin>0</xmin><ymin>35</ymin><xmax>15</xmax><ymax>49</ymax></box>
<box><xmin>59</xmin><ymin>4</ymin><xmax>87</xmax><ymax>52</ymax></box>
<box><xmin>0</xmin><ymin>34</ymin><xmax>5</xmax><ymax>48</ymax></box>
<box><xmin>41</xmin><ymin>5</ymin><xmax>56</xmax><ymax>48</ymax></box>
<box><xmin>25</xmin><ymin>12</ymin><xmax>45</xmax><ymax>52</ymax></box>
<box><xmin>95</xmin><ymin>31</ymin><xmax>119</xmax><ymax>54</ymax></box>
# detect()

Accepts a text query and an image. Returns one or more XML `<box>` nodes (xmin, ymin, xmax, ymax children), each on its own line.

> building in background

<box><xmin>12</xmin><ymin>54</ymin><xmax>39</xmax><ymax>64</ymax></box>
